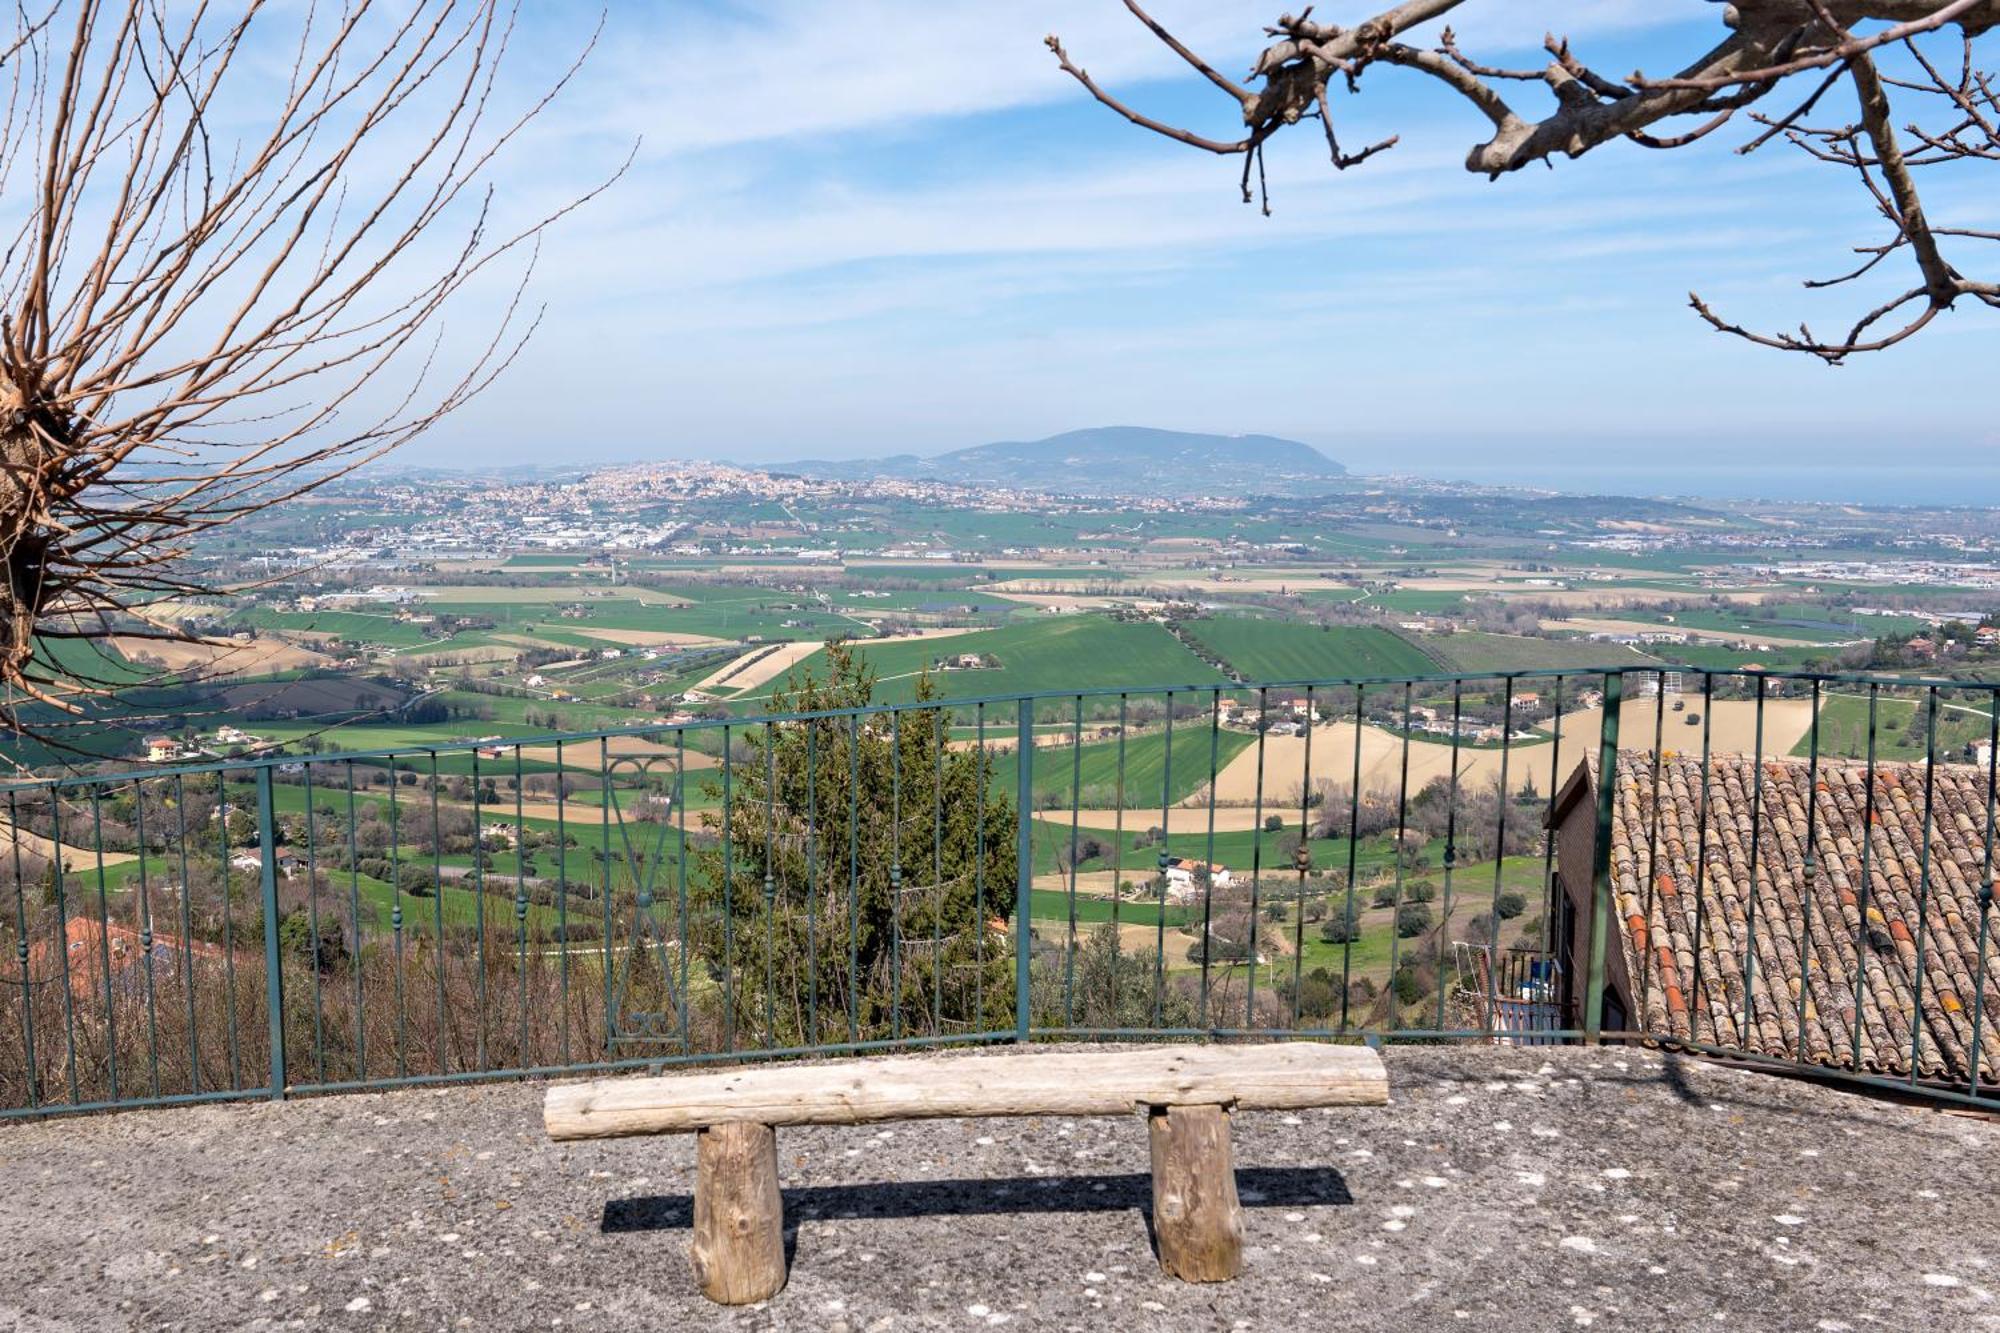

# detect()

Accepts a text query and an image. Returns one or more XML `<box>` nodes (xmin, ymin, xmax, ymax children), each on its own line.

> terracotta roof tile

<box><xmin>1612</xmin><ymin>751</ymin><xmax>2000</xmax><ymax>1086</ymax></box>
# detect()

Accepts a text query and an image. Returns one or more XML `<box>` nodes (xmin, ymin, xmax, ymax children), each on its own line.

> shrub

<box><xmin>1288</xmin><ymin>966</ymin><xmax>1340</xmax><ymax>1021</ymax></box>
<box><xmin>1495</xmin><ymin>891</ymin><xmax>1528</xmax><ymax>920</ymax></box>
<box><xmin>1372</xmin><ymin>885</ymin><xmax>1398</xmax><ymax>909</ymax></box>
<box><xmin>1392</xmin><ymin>963</ymin><xmax>1425</xmax><ymax>1005</ymax></box>
<box><xmin>278</xmin><ymin>910</ymin><xmax>349</xmax><ymax>971</ymax></box>
<box><xmin>1406</xmin><ymin>879</ymin><xmax>1437</xmax><ymax>904</ymax></box>
<box><xmin>1395</xmin><ymin>902</ymin><xmax>1432</xmax><ymax>938</ymax></box>
<box><xmin>1318</xmin><ymin>907</ymin><xmax>1360</xmax><ymax>944</ymax></box>
<box><xmin>1262</xmin><ymin>814</ymin><xmax>1285</xmax><ymax>833</ymax></box>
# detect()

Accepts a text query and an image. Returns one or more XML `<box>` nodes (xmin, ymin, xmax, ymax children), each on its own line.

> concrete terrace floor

<box><xmin>1</xmin><ymin>1047</ymin><xmax>1996</xmax><ymax>1332</ymax></box>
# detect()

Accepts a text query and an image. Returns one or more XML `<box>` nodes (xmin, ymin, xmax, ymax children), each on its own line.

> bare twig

<box><xmin>1046</xmin><ymin>1</ymin><xmax>2000</xmax><ymax>359</ymax></box>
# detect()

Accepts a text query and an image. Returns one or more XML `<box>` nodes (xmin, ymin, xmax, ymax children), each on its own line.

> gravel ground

<box><xmin>1</xmin><ymin>1045</ymin><xmax>1996</xmax><ymax>1332</ymax></box>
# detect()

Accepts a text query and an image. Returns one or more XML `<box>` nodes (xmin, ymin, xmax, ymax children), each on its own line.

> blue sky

<box><xmin>410</xmin><ymin>1</ymin><xmax>1998</xmax><ymax>482</ymax></box>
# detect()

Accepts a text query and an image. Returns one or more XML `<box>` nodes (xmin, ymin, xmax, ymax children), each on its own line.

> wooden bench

<box><xmin>545</xmin><ymin>1042</ymin><xmax>1388</xmax><ymax>1304</ymax></box>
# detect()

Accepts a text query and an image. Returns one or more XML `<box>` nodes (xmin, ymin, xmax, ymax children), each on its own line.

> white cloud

<box><xmin>554</xmin><ymin>0</ymin><xmax>1704</xmax><ymax>156</ymax></box>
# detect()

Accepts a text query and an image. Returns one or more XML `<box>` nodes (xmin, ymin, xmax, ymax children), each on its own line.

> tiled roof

<box><xmin>1611</xmin><ymin>751</ymin><xmax>2000</xmax><ymax>1084</ymax></box>
<box><xmin>23</xmin><ymin>917</ymin><xmax>224</xmax><ymax>993</ymax></box>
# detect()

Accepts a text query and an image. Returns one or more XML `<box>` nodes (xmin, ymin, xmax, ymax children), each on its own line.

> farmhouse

<box><xmin>1164</xmin><ymin>857</ymin><xmax>1234</xmax><ymax>901</ymax></box>
<box><xmin>141</xmin><ymin>735</ymin><xmax>183</xmax><ymax>763</ymax></box>
<box><xmin>1547</xmin><ymin>753</ymin><xmax>2000</xmax><ymax>1086</ymax></box>
<box><xmin>25</xmin><ymin>918</ymin><xmax>225</xmax><ymax>1000</ymax></box>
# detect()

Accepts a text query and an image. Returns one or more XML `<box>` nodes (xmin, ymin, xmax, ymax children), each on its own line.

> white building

<box><xmin>1164</xmin><ymin>857</ymin><xmax>1234</xmax><ymax>902</ymax></box>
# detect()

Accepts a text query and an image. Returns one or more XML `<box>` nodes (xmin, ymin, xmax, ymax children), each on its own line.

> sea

<box><xmin>1364</xmin><ymin>463</ymin><xmax>2000</xmax><ymax>508</ymax></box>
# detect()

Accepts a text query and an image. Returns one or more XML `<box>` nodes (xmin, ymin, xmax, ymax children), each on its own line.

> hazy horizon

<box><xmin>312</xmin><ymin>1</ymin><xmax>1996</xmax><ymax>476</ymax></box>
<box><xmin>372</xmin><ymin>424</ymin><xmax>2000</xmax><ymax>508</ymax></box>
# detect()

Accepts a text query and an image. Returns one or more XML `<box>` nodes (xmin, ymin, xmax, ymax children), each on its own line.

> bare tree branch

<box><xmin>1046</xmin><ymin>1</ymin><xmax>2000</xmax><ymax>360</ymax></box>
<box><xmin>0</xmin><ymin>1</ymin><xmax>619</xmax><ymax>722</ymax></box>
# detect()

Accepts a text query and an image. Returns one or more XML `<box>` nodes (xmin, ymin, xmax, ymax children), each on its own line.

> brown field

<box><xmin>692</xmin><ymin>640</ymin><xmax>825</xmax><ymax>694</ymax></box>
<box><xmin>1</xmin><ymin>824</ymin><xmax>136</xmax><ymax>870</ymax></box>
<box><xmin>569</xmin><ymin>628</ymin><xmax>729</xmax><ymax>648</ymax></box>
<box><xmin>1542</xmin><ymin>695</ymin><xmax>1818</xmax><ymax>762</ymax></box>
<box><xmin>1030</xmin><ymin>869</ymin><xmax>1126</xmax><ymax>895</ymax></box>
<box><xmin>108</xmin><ymin>636</ymin><xmax>330</xmax><ymax>678</ymax></box>
<box><xmin>396</xmin><ymin>645</ymin><xmax>521</xmax><ymax>665</ymax></box>
<box><xmin>514</xmin><ymin>737</ymin><xmax>721</xmax><ymax>772</ymax></box>
<box><xmin>1069</xmin><ymin>807</ymin><xmax>1272</xmax><ymax>833</ymax></box>
<box><xmin>1196</xmin><ymin>695</ymin><xmax>1820</xmax><ymax>805</ymax></box>
<box><xmin>986</xmin><ymin>592</ymin><xmax>1134</xmax><ymax>612</ymax></box>
<box><xmin>1548</xmin><ymin>617</ymin><xmax>1839</xmax><ymax>649</ymax></box>
<box><xmin>718</xmin><ymin>630</ymin><xmax>985</xmax><ymax>699</ymax></box>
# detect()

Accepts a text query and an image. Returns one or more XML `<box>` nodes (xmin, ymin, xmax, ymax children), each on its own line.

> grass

<box><xmin>233</xmin><ymin>608</ymin><xmax>434</xmax><ymax>648</ymax></box>
<box><xmin>771</xmin><ymin>618</ymin><xmax>1225</xmax><ymax>707</ymax></box>
<box><xmin>1669</xmin><ymin>643</ymin><xmax>1835</xmax><ymax>672</ymax></box>
<box><xmin>1792</xmin><ymin>690</ymin><xmax>1994</xmax><ymax>762</ymax></box>
<box><xmin>992</xmin><ymin>727</ymin><xmax>1257</xmax><ymax>807</ymax></box>
<box><xmin>1426</xmin><ymin>632</ymin><xmax>1657</xmax><ymax>674</ymax></box>
<box><xmin>1180</xmin><ymin>619</ymin><xmax>1436</xmax><ymax>682</ymax></box>
<box><xmin>1364</xmin><ymin>589</ymin><xmax>1478</xmax><ymax>614</ymax></box>
<box><xmin>1028</xmin><ymin>889</ymin><xmax>1189</xmax><ymax>929</ymax></box>
<box><xmin>1022</xmin><ymin>817</ymin><xmax>1404</xmax><ymax>879</ymax></box>
<box><xmin>85</xmin><ymin>853</ymin><xmax>561</xmax><ymax>936</ymax></box>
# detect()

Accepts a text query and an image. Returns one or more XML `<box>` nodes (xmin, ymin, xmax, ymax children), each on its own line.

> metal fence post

<box><xmin>256</xmin><ymin>765</ymin><xmax>287</xmax><ymax>1099</ymax></box>
<box><xmin>1015</xmin><ymin>706</ymin><xmax>1033</xmax><ymax>1042</ymax></box>
<box><xmin>1584</xmin><ymin>672</ymin><xmax>1623</xmax><ymax>1045</ymax></box>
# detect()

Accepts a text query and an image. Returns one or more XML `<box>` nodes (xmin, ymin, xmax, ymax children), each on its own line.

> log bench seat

<box><xmin>544</xmin><ymin>1042</ymin><xmax>1389</xmax><ymax>1304</ymax></box>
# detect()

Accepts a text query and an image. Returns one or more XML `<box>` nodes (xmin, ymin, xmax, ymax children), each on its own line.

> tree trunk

<box><xmin>0</xmin><ymin>415</ymin><xmax>53</xmax><ymax>686</ymax></box>
<box><xmin>1148</xmin><ymin>1103</ymin><xmax>1243</xmax><ymax>1282</ymax></box>
<box><xmin>690</xmin><ymin>1121</ymin><xmax>786</xmax><ymax>1304</ymax></box>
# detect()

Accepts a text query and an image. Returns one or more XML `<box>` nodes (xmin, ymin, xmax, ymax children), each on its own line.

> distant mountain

<box><xmin>777</xmin><ymin>426</ymin><xmax>1346</xmax><ymax>497</ymax></box>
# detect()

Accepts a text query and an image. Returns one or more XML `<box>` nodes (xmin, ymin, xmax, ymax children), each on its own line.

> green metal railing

<box><xmin>3</xmin><ymin>663</ymin><xmax>1997</xmax><ymax>1119</ymax></box>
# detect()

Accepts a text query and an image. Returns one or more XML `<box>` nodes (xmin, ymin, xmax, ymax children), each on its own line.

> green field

<box><xmin>1363</xmin><ymin>589</ymin><xmax>1478</xmax><ymax>614</ymax></box>
<box><xmin>1180</xmin><ymin>619</ymin><xmax>1437</xmax><ymax>682</ymax></box>
<box><xmin>1426</xmin><ymin>632</ymin><xmax>1655</xmax><ymax>674</ymax></box>
<box><xmin>1792</xmin><ymin>691</ymin><xmax>1993</xmax><ymax>762</ymax></box>
<box><xmin>234</xmin><ymin>608</ymin><xmax>434</xmax><ymax>647</ymax></box>
<box><xmin>993</xmin><ymin>727</ymin><xmax>1257</xmax><ymax>807</ymax></box>
<box><xmin>770</xmin><ymin>618</ymin><xmax>1225</xmax><ymax>707</ymax></box>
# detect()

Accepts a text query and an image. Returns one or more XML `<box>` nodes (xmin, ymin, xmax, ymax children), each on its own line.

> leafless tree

<box><xmin>1048</xmin><ymin>1</ymin><xmax>2000</xmax><ymax>360</ymax></box>
<box><xmin>0</xmin><ymin>1</ymin><xmax>618</xmax><ymax>715</ymax></box>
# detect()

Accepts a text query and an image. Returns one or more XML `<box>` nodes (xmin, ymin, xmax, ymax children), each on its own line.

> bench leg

<box><xmin>691</xmin><ymin>1121</ymin><xmax>786</xmax><ymax>1304</ymax></box>
<box><xmin>1148</xmin><ymin>1103</ymin><xmax>1243</xmax><ymax>1282</ymax></box>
